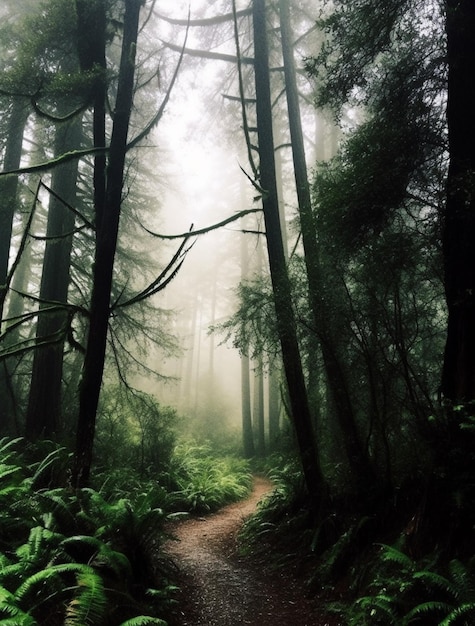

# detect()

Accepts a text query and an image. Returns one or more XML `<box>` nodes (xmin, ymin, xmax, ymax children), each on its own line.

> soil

<box><xmin>163</xmin><ymin>476</ymin><xmax>344</xmax><ymax>626</ymax></box>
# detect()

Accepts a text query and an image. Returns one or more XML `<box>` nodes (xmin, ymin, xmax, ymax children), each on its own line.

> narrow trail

<box><xmin>164</xmin><ymin>476</ymin><xmax>343</xmax><ymax>626</ymax></box>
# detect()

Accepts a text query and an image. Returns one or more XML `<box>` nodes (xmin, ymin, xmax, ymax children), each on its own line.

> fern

<box><xmin>355</xmin><ymin>593</ymin><xmax>399</xmax><ymax>624</ymax></box>
<box><xmin>64</xmin><ymin>570</ymin><xmax>107</xmax><ymax>626</ymax></box>
<box><xmin>378</xmin><ymin>544</ymin><xmax>415</xmax><ymax>571</ymax></box>
<box><xmin>0</xmin><ymin>439</ymin><xmax>24</xmax><ymax>464</ymax></box>
<box><xmin>440</xmin><ymin>602</ymin><xmax>475</xmax><ymax>625</ymax></box>
<box><xmin>412</xmin><ymin>570</ymin><xmax>457</xmax><ymax>595</ymax></box>
<box><xmin>403</xmin><ymin>600</ymin><xmax>453</xmax><ymax>624</ymax></box>
<box><xmin>15</xmin><ymin>563</ymin><xmax>93</xmax><ymax>605</ymax></box>
<box><xmin>448</xmin><ymin>559</ymin><xmax>475</xmax><ymax>601</ymax></box>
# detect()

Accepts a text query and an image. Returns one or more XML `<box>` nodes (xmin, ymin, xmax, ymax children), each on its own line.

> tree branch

<box><xmin>142</xmin><ymin>208</ymin><xmax>262</xmax><ymax>240</ymax></box>
<box><xmin>155</xmin><ymin>7</ymin><xmax>251</xmax><ymax>27</ymax></box>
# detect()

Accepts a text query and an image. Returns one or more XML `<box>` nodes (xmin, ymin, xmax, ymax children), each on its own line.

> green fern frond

<box><xmin>0</xmin><ymin>439</ymin><xmax>24</xmax><ymax>463</ymax></box>
<box><xmin>118</xmin><ymin>617</ymin><xmax>167</xmax><ymax>626</ymax></box>
<box><xmin>440</xmin><ymin>602</ymin><xmax>475</xmax><ymax>625</ymax></box>
<box><xmin>403</xmin><ymin>600</ymin><xmax>452</xmax><ymax>624</ymax></box>
<box><xmin>448</xmin><ymin>560</ymin><xmax>475</xmax><ymax>601</ymax></box>
<box><xmin>64</xmin><ymin>570</ymin><xmax>106</xmax><ymax>626</ymax></box>
<box><xmin>59</xmin><ymin>535</ymin><xmax>131</xmax><ymax>577</ymax></box>
<box><xmin>356</xmin><ymin>594</ymin><xmax>398</xmax><ymax>623</ymax></box>
<box><xmin>34</xmin><ymin>489</ymin><xmax>76</xmax><ymax>530</ymax></box>
<box><xmin>412</xmin><ymin>570</ymin><xmax>456</xmax><ymax>596</ymax></box>
<box><xmin>379</xmin><ymin>544</ymin><xmax>414</xmax><ymax>571</ymax></box>
<box><xmin>16</xmin><ymin>526</ymin><xmax>62</xmax><ymax>565</ymax></box>
<box><xmin>0</xmin><ymin>588</ymin><xmax>37</xmax><ymax>625</ymax></box>
<box><xmin>28</xmin><ymin>447</ymin><xmax>70</xmax><ymax>489</ymax></box>
<box><xmin>0</xmin><ymin>467</ymin><xmax>22</xmax><ymax>485</ymax></box>
<box><xmin>15</xmin><ymin>563</ymin><xmax>93</xmax><ymax>605</ymax></box>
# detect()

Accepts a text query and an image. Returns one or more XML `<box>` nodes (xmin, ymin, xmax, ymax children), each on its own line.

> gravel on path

<box><xmin>164</xmin><ymin>476</ymin><xmax>344</xmax><ymax>626</ymax></box>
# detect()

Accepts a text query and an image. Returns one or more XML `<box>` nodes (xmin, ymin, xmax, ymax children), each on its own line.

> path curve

<box><xmin>164</xmin><ymin>476</ymin><xmax>342</xmax><ymax>626</ymax></box>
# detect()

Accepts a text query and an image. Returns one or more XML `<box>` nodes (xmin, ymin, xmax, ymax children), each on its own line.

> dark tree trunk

<box><xmin>240</xmin><ymin>216</ymin><xmax>255</xmax><ymax>458</ymax></box>
<box><xmin>0</xmin><ymin>102</ymin><xmax>29</xmax><ymax>319</ymax></box>
<box><xmin>0</xmin><ymin>102</ymin><xmax>29</xmax><ymax>434</ymax></box>
<box><xmin>25</xmin><ymin>118</ymin><xmax>82</xmax><ymax>440</ymax></box>
<box><xmin>241</xmin><ymin>352</ymin><xmax>255</xmax><ymax>457</ymax></box>
<box><xmin>75</xmin><ymin>0</ymin><xmax>107</xmax><ymax>227</ymax></box>
<box><xmin>268</xmin><ymin>363</ymin><xmax>280</xmax><ymax>450</ymax></box>
<box><xmin>73</xmin><ymin>0</ymin><xmax>142</xmax><ymax>488</ymax></box>
<box><xmin>254</xmin><ymin>356</ymin><xmax>266</xmax><ymax>457</ymax></box>
<box><xmin>441</xmin><ymin>0</ymin><xmax>475</xmax><ymax>406</ymax></box>
<box><xmin>252</xmin><ymin>0</ymin><xmax>324</xmax><ymax>503</ymax></box>
<box><xmin>279</xmin><ymin>0</ymin><xmax>377</xmax><ymax>491</ymax></box>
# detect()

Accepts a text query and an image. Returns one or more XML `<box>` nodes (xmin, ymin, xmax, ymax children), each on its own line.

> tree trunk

<box><xmin>268</xmin><ymin>362</ymin><xmax>280</xmax><ymax>450</ymax></box>
<box><xmin>279</xmin><ymin>0</ymin><xmax>376</xmax><ymax>490</ymax></box>
<box><xmin>25</xmin><ymin>118</ymin><xmax>82</xmax><ymax>440</ymax></box>
<box><xmin>0</xmin><ymin>102</ymin><xmax>29</xmax><ymax>434</ymax></box>
<box><xmin>253</xmin><ymin>356</ymin><xmax>266</xmax><ymax>457</ymax></box>
<box><xmin>73</xmin><ymin>0</ymin><xmax>142</xmax><ymax>488</ymax></box>
<box><xmin>0</xmin><ymin>102</ymin><xmax>29</xmax><ymax>321</ymax></box>
<box><xmin>441</xmin><ymin>0</ymin><xmax>475</xmax><ymax>406</ymax></box>
<box><xmin>240</xmin><ymin>215</ymin><xmax>255</xmax><ymax>457</ymax></box>
<box><xmin>252</xmin><ymin>0</ymin><xmax>324</xmax><ymax>504</ymax></box>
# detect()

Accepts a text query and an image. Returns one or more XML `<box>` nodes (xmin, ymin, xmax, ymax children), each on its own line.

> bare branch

<box><xmin>155</xmin><ymin>8</ymin><xmax>251</xmax><ymax>27</ymax></box>
<box><xmin>0</xmin><ymin>147</ymin><xmax>108</xmax><ymax>177</ymax></box>
<box><xmin>162</xmin><ymin>40</ymin><xmax>254</xmax><ymax>65</ymax></box>
<box><xmin>143</xmin><ymin>208</ymin><xmax>262</xmax><ymax>240</ymax></box>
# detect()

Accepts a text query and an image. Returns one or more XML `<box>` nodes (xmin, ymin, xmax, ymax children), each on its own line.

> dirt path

<box><xmin>164</xmin><ymin>476</ymin><xmax>343</xmax><ymax>626</ymax></box>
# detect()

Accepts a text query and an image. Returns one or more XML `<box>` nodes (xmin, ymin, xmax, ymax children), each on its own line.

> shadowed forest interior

<box><xmin>1</xmin><ymin>0</ymin><xmax>475</xmax><ymax>624</ymax></box>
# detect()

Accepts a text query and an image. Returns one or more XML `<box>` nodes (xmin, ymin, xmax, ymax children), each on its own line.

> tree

<box><xmin>252</xmin><ymin>0</ymin><xmax>324</xmax><ymax>503</ymax></box>
<box><xmin>72</xmin><ymin>0</ymin><xmax>143</xmax><ymax>487</ymax></box>
<box><xmin>441</xmin><ymin>0</ymin><xmax>475</xmax><ymax>408</ymax></box>
<box><xmin>25</xmin><ymin>117</ymin><xmax>82</xmax><ymax>440</ymax></box>
<box><xmin>279</xmin><ymin>0</ymin><xmax>377</xmax><ymax>492</ymax></box>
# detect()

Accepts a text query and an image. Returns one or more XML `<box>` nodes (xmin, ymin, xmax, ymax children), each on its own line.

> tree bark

<box><xmin>441</xmin><ymin>0</ymin><xmax>475</xmax><ymax>406</ymax></box>
<box><xmin>73</xmin><ymin>0</ymin><xmax>142</xmax><ymax>488</ymax></box>
<box><xmin>279</xmin><ymin>0</ymin><xmax>376</xmax><ymax>490</ymax></box>
<box><xmin>25</xmin><ymin>118</ymin><xmax>82</xmax><ymax>440</ymax></box>
<box><xmin>0</xmin><ymin>102</ymin><xmax>29</xmax><ymax>321</ymax></box>
<box><xmin>252</xmin><ymin>0</ymin><xmax>324</xmax><ymax>504</ymax></box>
<box><xmin>240</xmin><ymin>214</ymin><xmax>255</xmax><ymax>457</ymax></box>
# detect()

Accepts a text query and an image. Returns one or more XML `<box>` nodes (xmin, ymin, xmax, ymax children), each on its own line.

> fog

<box><xmin>137</xmin><ymin>2</ymin><xmax>256</xmax><ymax>437</ymax></box>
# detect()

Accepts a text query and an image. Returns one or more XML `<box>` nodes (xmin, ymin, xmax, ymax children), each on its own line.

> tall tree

<box><xmin>441</xmin><ymin>0</ymin><xmax>475</xmax><ymax>407</ymax></box>
<box><xmin>25</xmin><ymin>117</ymin><xmax>82</xmax><ymax>440</ymax></box>
<box><xmin>252</xmin><ymin>0</ymin><xmax>324</xmax><ymax>503</ymax></box>
<box><xmin>279</xmin><ymin>0</ymin><xmax>376</xmax><ymax>490</ymax></box>
<box><xmin>73</xmin><ymin>0</ymin><xmax>142</xmax><ymax>487</ymax></box>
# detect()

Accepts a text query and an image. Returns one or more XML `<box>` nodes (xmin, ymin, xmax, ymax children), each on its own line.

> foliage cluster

<box><xmin>0</xmin><ymin>438</ymin><xmax>174</xmax><ymax>626</ymax></box>
<box><xmin>0</xmin><ymin>427</ymin><xmax>254</xmax><ymax>626</ymax></box>
<box><xmin>339</xmin><ymin>544</ymin><xmax>475</xmax><ymax>626</ymax></box>
<box><xmin>166</xmin><ymin>442</ymin><xmax>252</xmax><ymax>514</ymax></box>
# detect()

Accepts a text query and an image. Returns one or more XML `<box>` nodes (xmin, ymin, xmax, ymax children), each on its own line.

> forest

<box><xmin>0</xmin><ymin>0</ymin><xmax>474</xmax><ymax>624</ymax></box>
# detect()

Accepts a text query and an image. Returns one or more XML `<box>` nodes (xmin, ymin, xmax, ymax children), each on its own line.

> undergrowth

<box><xmin>0</xmin><ymin>436</ymin><xmax>252</xmax><ymax>626</ymax></box>
<box><xmin>239</xmin><ymin>452</ymin><xmax>475</xmax><ymax>626</ymax></box>
<box><xmin>168</xmin><ymin>441</ymin><xmax>252</xmax><ymax>513</ymax></box>
<box><xmin>0</xmin><ymin>438</ymin><xmax>174</xmax><ymax>625</ymax></box>
<box><xmin>337</xmin><ymin>544</ymin><xmax>475</xmax><ymax>625</ymax></box>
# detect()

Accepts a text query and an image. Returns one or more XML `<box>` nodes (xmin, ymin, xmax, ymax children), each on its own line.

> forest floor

<box><xmin>163</xmin><ymin>476</ymin><xmax>344</xmax><ymax>626</ymax></box>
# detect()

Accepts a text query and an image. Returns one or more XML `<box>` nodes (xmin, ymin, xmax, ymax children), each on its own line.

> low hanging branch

<box><xmin>161</xmin><ymin>41</ymin><xmax>254</xmax><ymax>65</ymax></box>
<box><xmin>142</xmin><ymin>208</ymin><xmax>262</xmax><ymax>240</ymax></box>
<box><xmin>0</xmin><ymin>147</ymin><xmax>108</xmax><ymax>177</ymax></box>
<box><xmin>154</xmin><ymin>7</ymin><xmax>251</xmax><ymax>27</ymax></box>
<box><xmin>113</xmin><ymin>229</ymin><xmax>195</xmax><ymax>309</ymax></box>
